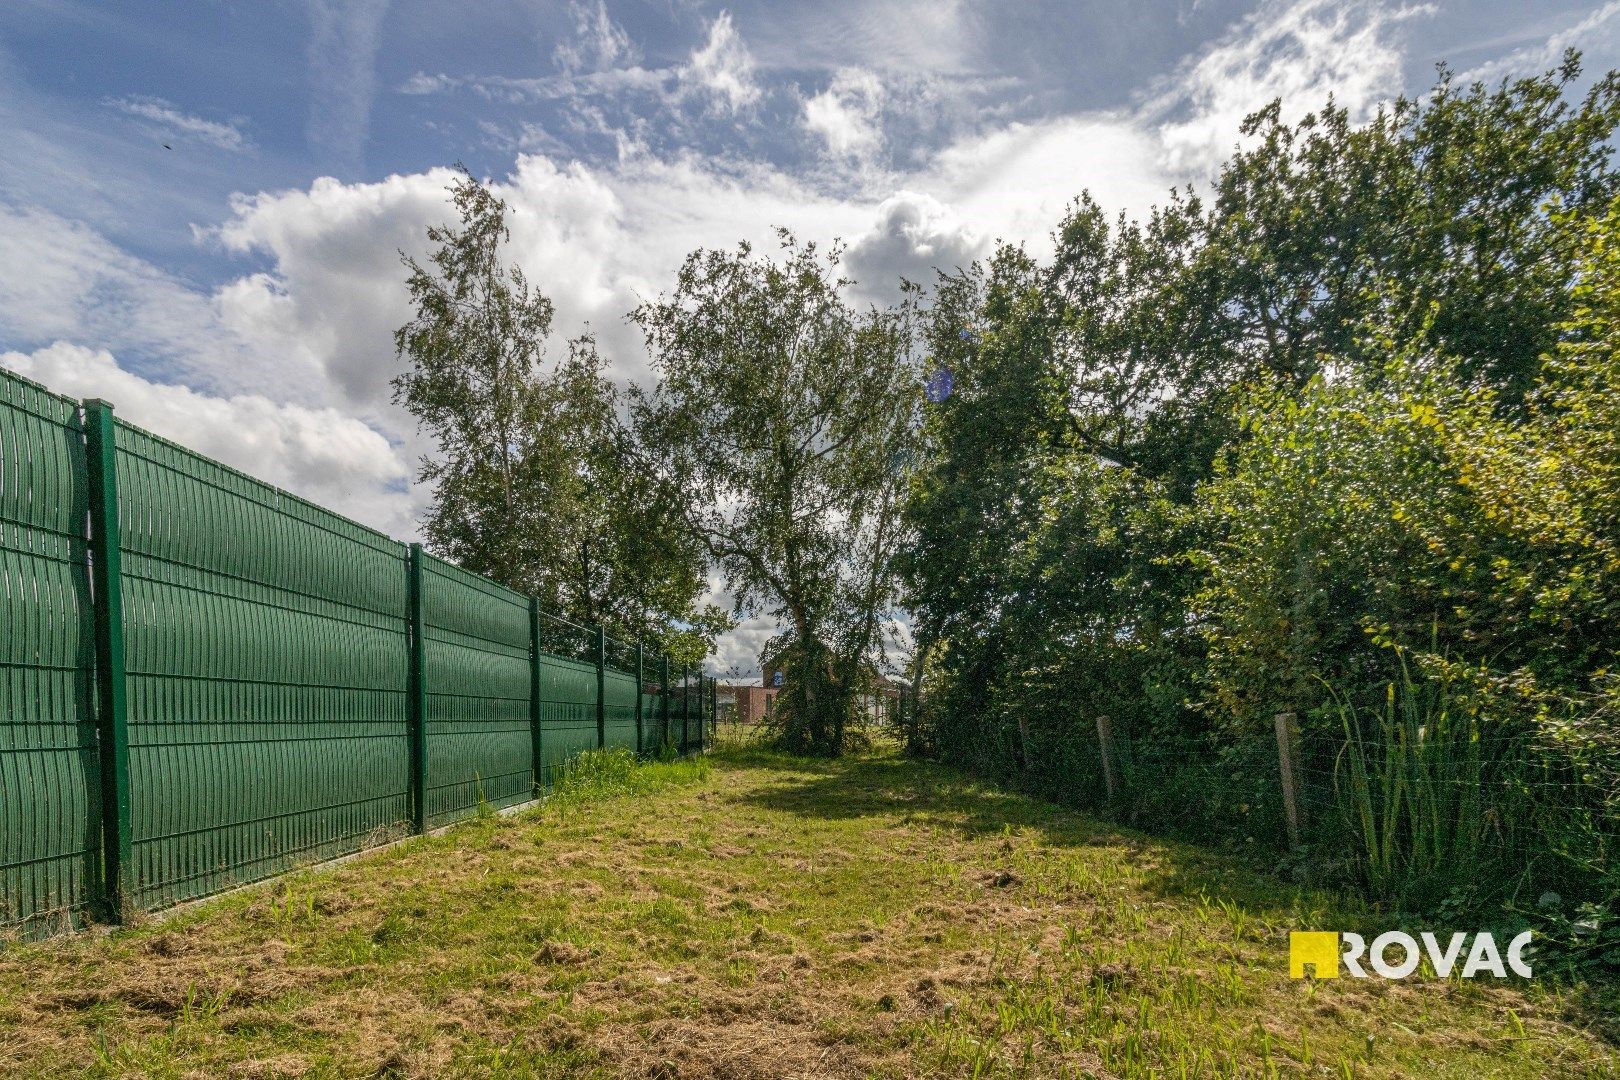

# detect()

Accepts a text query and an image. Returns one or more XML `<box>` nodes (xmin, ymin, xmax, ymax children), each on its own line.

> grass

<box><xmin>0</xmin><ymin>740</ymin><xmax>1615</xmax><ymax>1078</ymax></box>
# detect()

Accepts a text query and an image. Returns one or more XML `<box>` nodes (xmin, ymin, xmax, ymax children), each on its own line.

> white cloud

<box><xmin>804</xmin><ymin>68</ymin><xmax>886</xmax><ymax>161</ymax></box>
<box><xmin>844</xmin><ymin>191</ymin><xmax>983</xmax><ymax>302</ymax></box>
<box><xmin>0</xmin><ymin>203</ymin><xmax>422</xmax><ymax>537</ymax></box>
<box><xmin>0</xmin><ymin>203</ymin><xmax>298</xmax><ymax>396</ymax></box>
<box><xmin>747</xmin><ymin>0</ymin><xmax>977</xmax><ymax>78</ymax></box>
<box><xmin>0</xmin><ymin>342</ymin><xmax>414</xmax><ymax>535</ymax></box>
<box><xmin>1148</xmin><ymin>0</ymin><xmax>1429</xmax><ymax>175</ymax></box>
<box><xmin>396</xmin><ymin>66</ymin><xmax>669</xmax><ymax>106</ymax></box>
<box><xmin>680</xmin><ymin>11</ymin><xmax>761</xmax><ymax>114</ymax></box>
<box><xmin>920</xmin><ymin>115</ymin><xmax>1171</xmax><ymax>259</ymax></box>
<box><xmin>891</xmin><ymin>0</ymin><xmax>1428</xmax><ymax>261</ymax></box>
<box><xmin>553</xmin><ymin>0</ymin><xmax>638</xmax><ymax>75</ymax></box>
<box><xmin>304</xmin><ymin>0</ymin><xmax>392</xmax><ymax>171</ymax></box>
<box><xmin>106</xmin><ymin>96</ymin><xmax>249</xmax><ymax>152</ymax></box>
<box><xmin>1459</xmin><ymin>2</ymin><xmax>1620</xmax><ymax>86</ymax></box>
<box><xmin>709</xmin><ymin>610</ymin><xmax>778</xmax><ymax>679</ymax></box>
<box><xmin>215</xmin><ymin>169</ymin><xmax>465</xmax><ymax>408</ymax></box>
<box><xmin>398</xmin><ymin>71</ymin><xmax>458</xmax><ymax>96</ymax></box>
<box><xmin>212</xmin><ymin>152</ymin><xmax>873</xmax><ymax>401</ymax></box>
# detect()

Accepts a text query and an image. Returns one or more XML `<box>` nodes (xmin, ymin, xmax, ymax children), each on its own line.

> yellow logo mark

<box><xmin>1290</xmin><ymin>931</ymin><xmax>1341</xmax><ymax>979</ymax></box>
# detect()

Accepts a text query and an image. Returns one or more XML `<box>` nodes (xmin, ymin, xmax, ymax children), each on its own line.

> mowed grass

<box><xmin>0</xmin><ymin>739</ymin><xmax>1615</xmax><ymax>1079</ymax></box>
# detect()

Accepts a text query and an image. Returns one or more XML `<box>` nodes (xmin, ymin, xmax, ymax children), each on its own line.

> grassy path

<box><xmin>0</xmin><ymin>743</ymin><xmax>1614</xmax><ymax>1078</ymax></box>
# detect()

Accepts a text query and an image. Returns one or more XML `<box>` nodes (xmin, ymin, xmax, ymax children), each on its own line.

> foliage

<box><xmin>1187</xmin><ymin>358</ymin><xmax>1497</xmax><ymax>733</ymax></box>
<box><xmin>1427</xmin><ymin>203</ymin><xmax>1620</xmax><ymax>779</ymax></box>
<box><xmin>395</xmin><ymin>166</ymin><xmax>722</xmax><ymax>651</ymax></box>
<box><xmin>901</xmin><ymin>59</ymin><xmax>1620</xmax><ymax>912</ymax></box>
<box><xmin>629</xmin><ymin>232</ymin><xmax>919</xmax><ymax>755</ymax></box>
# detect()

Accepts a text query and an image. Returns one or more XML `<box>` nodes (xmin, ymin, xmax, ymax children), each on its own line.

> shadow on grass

<box><xmin>723</xmin><ymin>742</ymin><xmax>1339</xmax><ymax>914</ymax></box>
<box><xmin>721</xmin><ymin>740</ymin><xmax>1620</xmax><ymax>1047</ymax></box>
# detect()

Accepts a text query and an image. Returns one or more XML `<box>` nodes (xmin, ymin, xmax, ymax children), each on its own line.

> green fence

<box><xmin>0</xmin><ymin>367</ymin><xmax>713</xmax><ymax>938</ymax></box>
<box><xmin>0</xmin><ymin>375</ymin><xmax>96</xmax><ymax>939</ymax></box>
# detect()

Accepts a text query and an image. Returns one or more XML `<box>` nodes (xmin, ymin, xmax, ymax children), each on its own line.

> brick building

<box><xmin>728</xmin><ymin>683</ymin><xmax>780</xmax><ymax>724</ymax></box>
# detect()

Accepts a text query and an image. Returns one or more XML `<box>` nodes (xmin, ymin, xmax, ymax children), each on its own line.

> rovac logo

<box><xmin>1289</xmin><ymin>931</ymin><xmax>1534</xmax><ymax>979</ymax></box>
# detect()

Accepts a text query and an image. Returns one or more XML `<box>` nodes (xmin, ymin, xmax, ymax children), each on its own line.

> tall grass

<box><xmin>549</xmin><ymin>747</ymin><xmax>711</xmax><ymax>814</ymax></box>
<box><xmin>1328</xmin><ymin>659</ymin><xmax>1524</xmax><ymax>906</ymax></box>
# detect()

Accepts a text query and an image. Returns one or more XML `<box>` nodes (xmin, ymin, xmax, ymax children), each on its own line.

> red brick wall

<box><xmin>731</xmin><ymin>685</ymin><xmax>779</xmax><ymax>724</ymax></box>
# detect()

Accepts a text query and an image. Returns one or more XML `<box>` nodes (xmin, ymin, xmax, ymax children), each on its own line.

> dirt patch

<box><xmin>534</xmin><ymin>940</ymin><xmax>592</xmax><ymax>966</ymax></box>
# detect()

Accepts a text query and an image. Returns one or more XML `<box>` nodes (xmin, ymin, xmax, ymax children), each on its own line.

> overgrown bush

<box><xmin>901</xmin><ymin>64</ymin><xmax>1620</xmax><ymax>917</ymax></box>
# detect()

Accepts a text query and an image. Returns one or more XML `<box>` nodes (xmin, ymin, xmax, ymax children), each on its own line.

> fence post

<box><xmin>529</xmin><ymin>599</ymin><xmax>544</xmax><ymax>796</ymax></box>
<box><xmin>709</xmin><ymin>677</ymin><xmax>717</xmax><ymax>746</ymax></box>
<box><xmin>1275</xmin><ymin>711</ymin><xmax>1305</xmax><ymax>850</ymax></box>
<box><xmin>660</xmin><ymin>654</ymin><xmax>671</xmax><ymax>753</ymax></box>
<box><xmin>406</xmin><ymin>544</ymin><xmax>428</xmax><ymax>833</ymax></box>
<box><xmin>595</xmin><ymin>626</ymin><xmax>607</xmax><ymax>750</ymax></box>
<box><xmin>1096</xmin><ymin>714</ymin><xmax>1118</xmax><ymax>811</ymax></box>
<box><xmin>84</xmin><ymin>399</ymin><xmax>133</xmax><ymax>921</ymax></box>
<box><xmin>635</xmin><ymin>642</ymin><xmax>645</xmax><ymax>758</ymax></box>
<box><xmin>682</xmin><ymin>665</ymin><xmax>691</xmax><ymax>754</ymax></box>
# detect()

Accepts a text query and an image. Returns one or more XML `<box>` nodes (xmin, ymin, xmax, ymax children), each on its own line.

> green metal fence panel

<box><xmin>0</xmin><ymin>370</ymin><xmax>97</xmax><ymax>935</ymax></box>
<box><xmin>3</xmin><ymin>365</ymin><xmax>714</xmax><ymax>935</ymax></box>
<box><xmin>603</xmin><ymin>667</ymin><xmax>638</xmax><ymax>753</ymax></box>
<box><xmin>536</xmin><ymin>652</ymin><xmax>598</xmax><ymax>790</ymax></box>
<box><xmin>680</xmin><ymin>670</ymin><xmax>694</xmax><ymax>755</ymax></box>
<box><xmin>110</xmin><ymin>419</ymin><xmax>411</xmax><ymax>909</ymax></box>
<box><xmin>419</xmin><ymin>555</ymin><xmax>533</xmax><ymax>826</ymax></box>
<box><xmin>639</xmin><ymin>683</ymin><xmax>665</xmax><ymax>756</ymax></box>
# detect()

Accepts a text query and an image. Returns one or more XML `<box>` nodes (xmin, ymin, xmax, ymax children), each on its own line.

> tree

<box><xmin>902</xmin><ymin>56</ymin><xmax>1620</xmax><ymax>771</ymax></box>
<box><xmin>394</xmin><ymin>167</ymin><xmax>721</xmax><ymax>653</ymax></box>
<box><xmin>1067</xmin><ymin>56</ymin><xmax>1620</xmax><ymax>499</ymax></box>
<box><xmin>629</xmin><ymin>232</ymin><xmax>919</xmax><ymax>755</ymax></box>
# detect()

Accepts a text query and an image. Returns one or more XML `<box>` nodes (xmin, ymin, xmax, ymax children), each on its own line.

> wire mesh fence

<box><xmin>975</xmin><ymin>699</ymin><xmax>1617</xmax><ymax>910</ymax></box>
<box><xmin>0</xmin><ymin>366</ymin><xmax>713</xmax><ymax>940</ymax></box>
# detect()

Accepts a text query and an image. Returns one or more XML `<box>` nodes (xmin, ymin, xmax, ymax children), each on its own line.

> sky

<box><xmin>2</xmin><ymin>0</ymin><xmax>1618</xmax><ymax>677</ymax></box>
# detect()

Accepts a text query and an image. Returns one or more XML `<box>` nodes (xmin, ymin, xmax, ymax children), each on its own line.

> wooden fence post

<box><xmin>84</xmin><ymin>399</ymin><xmax>133</xmax><ymax>921</ymax></box>
<box><xmin>1275</xmin><ymin>711</ymin><xmax>1305</xmax><ymax>850</ymax></box>
<box><xmin>1096</xmin><ymin>714</ymin><xmax>1118</xmax><ymax>810</ymax></box>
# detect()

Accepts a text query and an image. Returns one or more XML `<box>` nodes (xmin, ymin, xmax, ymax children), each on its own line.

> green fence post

<box><xmin>407</xmin><ymin>544</ymin><xmax>428</xmax><ymax>833</ymax></box>
<box><xmin>84</xmin><ymin>399</ymin><xmax>132</xmax><ymax>921</ymax></box>
<box><xmin>634</xmin><ymin>642</ymin><xmax>645</xmax><ymax>758</ymax></box>
<box><xmin>595</xmin><ymin>625</ymin><xmax>607</xmax><ymax>750</ymax></box>
<box><xmin>709</xmin><ymin>677</ymin><xmax>717</xmax><ymax>747</ymax></box>
<box><xmin>660</xmin><ymin>654</ymin><xmax>671</xmax><ymax>754</ymax></box>
<box><xmin>529</xmin><ymin>598</ymin><xmax>544</xmax><ymax>796</ymax></box>
<box><xmin>682</xmin><ymin>665</ymin><xmax>691</xmax><ymax>754</ymax></box>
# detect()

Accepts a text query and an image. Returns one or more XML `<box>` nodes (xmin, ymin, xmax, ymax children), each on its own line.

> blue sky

<box><xmin>2</xmin><ymin>0</ymin><xmax>1617</xmax><ymax>674</ymax></box>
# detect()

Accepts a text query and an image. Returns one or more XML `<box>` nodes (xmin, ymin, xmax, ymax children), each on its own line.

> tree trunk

<box><xmin>905</xmin><ymin>634</ymin><xmax>931</xmax><ymax>756</ymax></box>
